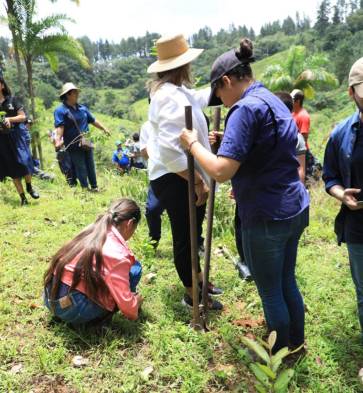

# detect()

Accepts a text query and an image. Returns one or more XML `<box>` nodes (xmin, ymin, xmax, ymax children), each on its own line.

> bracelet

<box><xmin>188</xmin><ymin>140</ymin><xmax>198</xmax><ymax>152</ymax></box>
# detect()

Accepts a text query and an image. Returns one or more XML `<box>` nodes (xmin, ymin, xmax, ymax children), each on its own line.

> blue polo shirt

<box><xmin>218</xmin><ymin>82</ymin><xmax>309</xmax><ymax>227</ymax></box>
<box><xmin>54</xmin><ymin>103</ymin><xmax>95</xmax><ymax>150</ymax></box>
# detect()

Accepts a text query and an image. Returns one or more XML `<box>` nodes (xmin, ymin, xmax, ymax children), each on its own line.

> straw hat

<box><xmin>59</xmin><ymin>82</ymin><xmax>80</xmax><ymax>98</ymax></box>
<box><xmin>147</xmin><ymin>34</ymin><xmax>203</xmax><ymax>74</ymax></box>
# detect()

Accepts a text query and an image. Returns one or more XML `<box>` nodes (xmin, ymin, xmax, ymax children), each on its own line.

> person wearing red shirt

<box><xmin>291</xmin><ymin>89</ymin><xmax>311</xmax><ymax>148</ymax></box>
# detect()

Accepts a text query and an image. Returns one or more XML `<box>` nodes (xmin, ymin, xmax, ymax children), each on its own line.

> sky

<box><xmin>0</xmin><ymin>0</ymin><xmax>320</xmax><ymax>41</ymax></box>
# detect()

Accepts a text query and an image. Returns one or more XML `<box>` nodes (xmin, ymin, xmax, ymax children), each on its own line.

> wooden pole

<box><xmin>201</xmin><ymin>107</ymin><xmax>221</xmax><ymax>326</ymax></box>
<box><xmin>185</xmin><ymin>105</ymin><xmax>203</xmax><ymax>330</ymax></box>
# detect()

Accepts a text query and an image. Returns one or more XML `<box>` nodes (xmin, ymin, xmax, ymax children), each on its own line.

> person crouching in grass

<box><xmin>43</xmin><ymin>198</ymin><xmax>143</xmax><ymax>327</ymax></box>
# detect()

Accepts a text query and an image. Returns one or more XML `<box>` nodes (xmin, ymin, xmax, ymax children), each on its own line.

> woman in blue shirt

<box><xmin>0</xmin><ymin>76</ymin><xmax>39</xmax><ymax>205</ymax></box>
<box><xmin>54</xmin><ymin>83</ymin><xmax>110</xmax><ymax>191</ymax></box>
<box><xmin>180</xmin><ymin>39</ymin><xmax>309</xmax><ymax>352</ymax></box>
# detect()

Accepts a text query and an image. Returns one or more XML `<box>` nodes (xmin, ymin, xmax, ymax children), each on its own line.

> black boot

<box><xmin>20</xmin><ymin>193</ymin><xmax>28</xmax><ymax>206</ymax></box>
<box><xmin>26</xmin><ymin>183</ymin><xmax>40</xmax><ymax>199</ymax></box>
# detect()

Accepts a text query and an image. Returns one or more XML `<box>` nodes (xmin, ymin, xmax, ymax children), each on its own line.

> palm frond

<box><xmin>285</xmin><ymin>46</ymin><xmax>306</xmax><ymax>80</ymax></box>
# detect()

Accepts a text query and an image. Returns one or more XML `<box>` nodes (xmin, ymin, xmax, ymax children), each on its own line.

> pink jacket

<box><xmin>60</xmin><ymin>226</ymin><xmax>139</xmax><ymax>320</ymax></box>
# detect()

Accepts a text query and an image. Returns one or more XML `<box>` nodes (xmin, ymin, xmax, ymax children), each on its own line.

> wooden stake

<box><xmin>185</xmin><ymin>105</ymin><xmax>203</xmax><ymax>330</ymax></box>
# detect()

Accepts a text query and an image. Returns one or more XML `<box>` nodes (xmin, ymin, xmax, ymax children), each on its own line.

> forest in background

<box><xmin>1</xmin><ymin>0</ymin><xmax>363</xmax><ymax>125</ymax></box>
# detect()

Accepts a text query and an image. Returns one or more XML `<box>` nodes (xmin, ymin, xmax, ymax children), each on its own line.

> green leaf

<box><xmin>273</xmin><ymin>369</ymin><xmax>294</xmax><ymax>393</ymax></box>
<box><xmin>271</xmin><ymin>347</ymin><xmax>289</xmax><ymax>373</ymax></box>
<box><xmin>256</xmin><ymin>363</ymin><xmax>276</xmax><ymax>380</ymax></box>
<box><xmin>268</xmin><ymin>331</ymin><xmax>277</xmax><ymax>351</ymax></box>
<box><xmin>250</xmin><ymin>363</ymin><xmax>271</xmax><ymax>387</ymax></box>
<box><xmin>241</xmin><ymin>336</ymin><xmax>270</xmax><ymax>364</ymax></box>
<box><xmin>256</xmin><ymin>337</ymin><xmax>270</xmax><ymax>350</ymax></box>
<box><xmin>255</xmin><ymin>382</ymin><xmax>268</xmax><ymax>393</ymax></box>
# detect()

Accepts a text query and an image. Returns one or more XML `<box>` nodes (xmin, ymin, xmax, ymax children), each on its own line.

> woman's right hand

<box><xmin>195</xmin><ymin>181</ymin><xmax>209</xmax><ymax>206</ymax></box>
<box><xmin>342</xmin><ymin>188</ymin><xmax>363</xmax><ymax>210</ymax></box>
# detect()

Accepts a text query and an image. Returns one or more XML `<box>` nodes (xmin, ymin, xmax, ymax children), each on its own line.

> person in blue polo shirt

<box><xmin>112</xmin><ymin>140</ymin><xmax>130</xmax><ymax>174</ymax></box>
<box><xmin>180</xmin><ymin>38</ymin><xmax>309</xmax><ymax>353</ymax></box>
<box><xmin>323</xmin><ymin>57</ymin><xmax>363</xmax><ymax>345</ymax></box>
<box><xmin>54</xmin><ymin>83</ymin><xmax>110</xmax><ymax>191</ymax></box>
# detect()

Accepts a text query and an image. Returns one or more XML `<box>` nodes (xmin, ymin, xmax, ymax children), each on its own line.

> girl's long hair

<box><xmin>44</xmin><ymin>198</ymin><xmax>141</xmax><ymax>302</ymax></box>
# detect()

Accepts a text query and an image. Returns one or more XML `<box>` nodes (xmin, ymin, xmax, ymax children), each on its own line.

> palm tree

<box><xmin>9</xmin><ymin>0</ymin><xmax>89</xmax><ymax>163</ymax></box>
<box><xmin>261</xmin><ymin>46</ymin><xmax>338</xmax><ymax>99</ymax></box>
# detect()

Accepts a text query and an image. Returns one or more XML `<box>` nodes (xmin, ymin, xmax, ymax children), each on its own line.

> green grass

<box><xmin>1</xmin><ymin>142</ymin><xmax>363</xmax><ymax>392</ymax></box>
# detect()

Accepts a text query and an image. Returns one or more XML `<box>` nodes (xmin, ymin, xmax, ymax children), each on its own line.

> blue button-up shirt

<box><xmin>54</xmin><ymin>103</ymin><xmax>95</xmax><ymax>150</ymax></box>
<box><xmin>323</xmin><ymin>111</ymin><xmax>360</xmax><ymax>192</ymax></box>
<box><xmin>218</xmin><ymin>81</ymin><xmax>309</xmax><ymax>227</ymax></box>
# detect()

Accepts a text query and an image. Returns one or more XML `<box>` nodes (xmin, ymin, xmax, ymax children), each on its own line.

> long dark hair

<box><xmin>44</xmin><ymin>198</ymin><xmax>141</xmax><ymax>302</ymax></box>
<box><xmin>0</xmin><ymin>76</ymin><xmax>12</xmax><ymax>97</ymax></box>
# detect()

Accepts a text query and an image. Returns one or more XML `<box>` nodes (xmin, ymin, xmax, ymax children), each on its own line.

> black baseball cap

<box><xmin>208</xmin><ymin>49</ymin><xmax>255</xmax><ymax>106</ymax></box>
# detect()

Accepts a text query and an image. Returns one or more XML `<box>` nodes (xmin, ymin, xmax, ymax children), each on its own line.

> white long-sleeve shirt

<box><xmin>148</xmin><ymin>83</ymin><xmax>211</xmax><ymax>183</ymax></box>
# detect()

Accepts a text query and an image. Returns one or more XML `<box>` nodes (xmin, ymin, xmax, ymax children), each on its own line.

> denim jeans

<box><xmin>241</xmin><ymin>208</ymin><xmax>309</xmax><ymax>351</ymax></box>
<box><xmin>68</xmin><ymin>148</ymin><xmax>97</xmax><ymax>189</ymax></box>
<box><xmin>145</xmin><ymin>185</ymin><xmax>164</xmax><ymax>243</ymax></box>
<box><xmin>347</xmin><ymin>243</ymin><xmax>363</xmax><ymax>342</ymax></box>
<box><xmin>44</xmin><ymin>261</ymin><xmax>142</xmax><ymax>325</ymax></box>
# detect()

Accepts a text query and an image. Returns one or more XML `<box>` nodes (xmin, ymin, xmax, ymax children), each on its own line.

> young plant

<box><xmin>241</xmin><ymin>331</ymin><xmax>303</xmax><ymax>393</ymax></box>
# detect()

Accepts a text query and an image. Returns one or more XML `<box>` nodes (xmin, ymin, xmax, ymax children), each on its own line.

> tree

<box><xmin>9</xmin><ymin>0</ymin><xmax>89</xmax><ymax>164</ymax></box>
<box><xmin>332</xmin><ymin>4</ymin><xmax>342</xmax><ymax>23</ymax></box>
<box><xmin>315</xmin><ymin>0</ymin><xmax>331</xmax><ymax>33</ymax></box>
<box><xmin>282</xmin><ymin>16</ymin><xmax>296</xmax><ymax>35</ymax></box>
<box><xmin>262</xmin><ymin>46</ymin><xmax>338</xmax><ymax>98</ymax></box>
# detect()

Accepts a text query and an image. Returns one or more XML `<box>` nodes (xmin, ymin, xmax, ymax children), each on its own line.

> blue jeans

<box><xmin>68</xmin><ymin>148</ymin><xmax>97</xmax><ymax>189</ymax></box>
<box><xmin>347</xmin><ymin>243</ymin><xmax>363</xmax><ymax>342</ymax></box>
<box><xmin>241</xmin><ymin>208</ymin><xmax>309</xmax><ymax>351</ymax></box>
<box><xmin>44</xmin><ymin>261</ymin><xmax>142</xmax><ymax>325</ymax></box>
<box><xmin>145</xmin><ymin>185</ymin><xmax>164</xmax><ymax>242</ymax></box>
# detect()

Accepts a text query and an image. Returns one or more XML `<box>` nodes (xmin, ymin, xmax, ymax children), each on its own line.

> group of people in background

<box><xmin>0</xmin><ymin>33</ymin><xmax>360</xmax><ymax>354</ymax></box>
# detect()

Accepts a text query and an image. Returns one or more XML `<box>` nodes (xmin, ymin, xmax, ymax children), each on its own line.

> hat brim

<box><xmin>59</xmin><ymin>87</ymin><xmax>80</xmax><ymax>98</ymax></box>
<box><xmin>147</xmin><ymin>48</ymin><xmax>203</xmax><ymax>74</ymax></box>
<box><xmin>353</xmin><ymin>83</ymin><xmax>363</xmax><ymax>98</ymax></box>
<box><xmin>208</xmin><ymin>85</ymin><xmax>223</xmax><ymax>107</ymax></box>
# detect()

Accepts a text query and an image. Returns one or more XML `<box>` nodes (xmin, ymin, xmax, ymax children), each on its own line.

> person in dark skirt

<box><xmin>0</xmin><ymin>76</ymin><xmax>39</xmax><ymax>205</ymax></box>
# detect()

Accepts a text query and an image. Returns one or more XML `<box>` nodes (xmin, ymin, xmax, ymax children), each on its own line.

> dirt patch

<box><xmin>29</xmin><ymin>375</ymin><xmax>78</xmax><ymax>393</ymax></box>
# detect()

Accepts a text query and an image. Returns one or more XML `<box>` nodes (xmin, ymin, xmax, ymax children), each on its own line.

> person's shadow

<box><xmin>44</xmin><ymin>309</ymin><xmax>149</xmax><ymax>351</ymax></box>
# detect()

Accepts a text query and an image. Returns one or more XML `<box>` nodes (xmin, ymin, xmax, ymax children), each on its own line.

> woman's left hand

<box><xmin>180</xmin><ymin>127</ymin><xmax>198</xmax><ymax>151</ymax></box>
<box><xmin>4</xmin><ymin>118</ymin><xmax>11</xmax><ymax>128</ymax></box>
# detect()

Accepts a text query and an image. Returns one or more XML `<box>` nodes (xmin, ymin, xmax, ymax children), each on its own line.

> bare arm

<box><xmin>92</xmin><ymin>120</ymin><xmax>110</xmax><ymax>136</ymax></box>
<box><xmin>180</xmin><ymin>128</ymin><xmax>240</xmax><ymax>183</ymax></box>
<box><xmin>4</xmin><ymin>109</ymin><xmax>26</xmax><ymax>127</ymax></box>
<box><xmin>297</xmin><ymin>154</ymin><xmax>306</xmax><ymax>183</ymax></box>
<box><xmin>54</xmin><ymin>126</ymin><xmax>64</xmax><ymax>148</ymax></box>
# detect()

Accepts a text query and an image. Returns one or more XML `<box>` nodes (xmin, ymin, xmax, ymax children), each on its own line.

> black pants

<box><xmin>151</xmin><ymin>173</ymin><xmax>206</xmax><ymax>287</ymax></box>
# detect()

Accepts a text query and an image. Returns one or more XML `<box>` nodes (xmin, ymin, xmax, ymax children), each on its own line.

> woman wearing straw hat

<box><xmin>147</xmin><ymin>34</ymin><xmax>223</xmax><ymax>310</ymax></box>
<box><xmin>54</xmin><ymin>83</ymin><xmax>110</xmax><ymax>191</ymax></box>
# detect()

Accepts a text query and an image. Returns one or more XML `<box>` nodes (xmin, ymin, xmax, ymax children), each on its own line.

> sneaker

<box><xmin>181</xmin><ymin>293</ymin><xmax>223</xmax><ymax>311</ymax></box>
<box><xmin>199</xmin><ymin>282</ymin><xmax>223</xmax><ymax>296</ymax></box>
<box><xmin>26</xmin><ymin>186</ymin><xmax>39</xmax><ymax>199</ymax></box>
<box><xmin>89</xmin><ymin>187</ymin><xmax>99</xmax><ymax>193</ymax></box>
